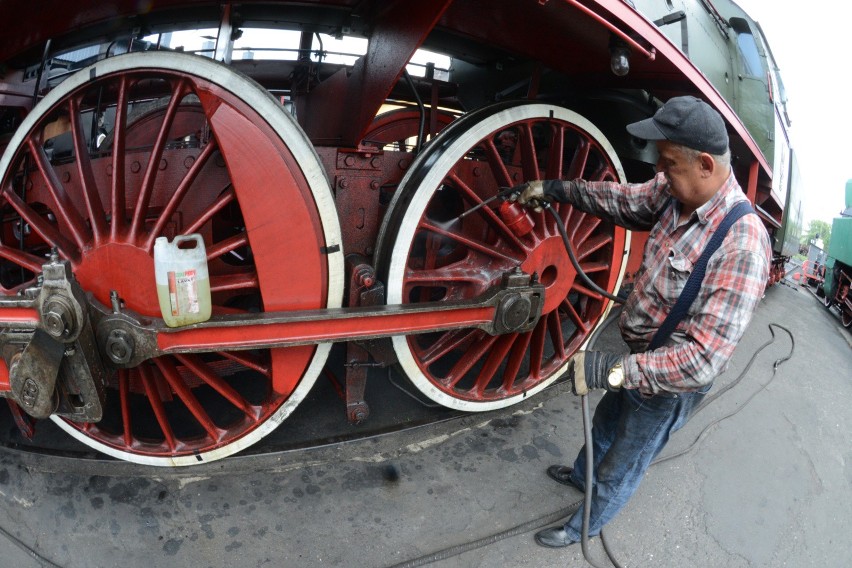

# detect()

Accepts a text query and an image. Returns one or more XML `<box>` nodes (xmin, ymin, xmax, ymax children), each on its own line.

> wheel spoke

<box><xmin>210</xmin><ymin>272</ymin><xmax>259</xmax><ymax>293</ymax></box>
<box><xmin>207</xmin><ymin>233</ymin><xmax>250</xmax><ymax>262</ymax></box>
<box><xmin>68</xmin><ymin>96</ymin><xmax>108</xmax><ymax>244</ymax></box>
<box><xmin>547</xmin><ymin>310</ymin><xmax>566</xmax><ymax>360</ymax></box>
<box><xmin>420</xmin><ymin>219</ymin><xmax>520</xmax><ymax>263</ymax></box>
<box><xmin>471</xmin><ymin>332</ymin><xmax>516</xmax><ymax>396</ymax></box>
<box><xmin>445</xmin><ymin>332</ymin><xmax>498</xmax><ymax>388</ymax></box>
<box><xmin>560</xmin><ymin>297</ymin><xmax>592</xmax><ymax>335</ymax></box>
<box><xmin>447</xmin><ymin>172</ymin><xmax>527</xmax><ymax>252</ymax></box>
<box><xmin>154</xmin><ymin>357</ymin><xmax>223</xmax><ymax>442</ymax></box>
<box><xmin>145</xmin><ymin>139</ymin><xmax>218</xmax><ymax>250</ymax></box>
<box><xmin>26</xmin><ymin>138</ymin><xmax>90</xmax><ymax>250</ymax></box>
<box><xmin>576</xmin><ymin>233</ymin><xmax>613</xmax><ymax>262</ymax></box>
<box><xmin>483</xmin><ymin>138</ymin><xmax>514</xmax><ymax>188</ymax></box>
<box><xmin>184</xmin><ymin>185</ymin><xmax>235</xmax><ymax>234</ymax></box>
<box><xmin>220</xmin><ymin>351</ymin><xmax>270</xmax><ymax>377</ymax></box>
<box><xmin>128</xmin><ymin>79</ymin><xmax>190</xmax><ymax>243</ymax></box>
<box><xmin>518</xmin><ymin>122</ymin><xmax>541</xmax><ymax>180</ymax></box>
<box><xmin>118</xmin><ymin>369</ymin><xmax>133</xmax><ymax>448</ymax></box>
<box><xmin>417</xmin><ymin>329</ymin><xmax>476</xmax><ymax>367</ymax></box>
<box><xmin>545</xmin><ymin>123</ymin><xmax>565</xmax><ymax>179</ymax></box>
<box><xmin>174</xmin><ymin>354</ymin><xmax>258</xmax><ymax>420</ymax></box>
<box><xmin>566</xmin><ymin>138</ymin><xmax>591</xmax><ymax>179</ymax></box>
<box><xmin>0</xmin><ymin>243</ymin><xmax>45</xmax><ymax>274</ymax></box>
<box><xmin>139</xmin><ymin>364</ymin><xmax>178</xmax><ymax>451</ymax></box>
<box><xmin>2</xmin><ymin>186</ymin><xmax>79</xmax><ymax>260</ymax></box>
<box><xmin>501</xmin><ymin>331</ymin><xmax>532</xmax><ymax>391</ymax></box>
<box><xmin>111</xmin><ymin>75</ymin><xmax>129</xmax><ymax>240</ymax></box>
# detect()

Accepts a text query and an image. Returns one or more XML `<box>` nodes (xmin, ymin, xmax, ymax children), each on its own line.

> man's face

<box><xmin>655</xmin><ymin>141</ymin><xmax>706</xmax><ymax>210</ymax></box>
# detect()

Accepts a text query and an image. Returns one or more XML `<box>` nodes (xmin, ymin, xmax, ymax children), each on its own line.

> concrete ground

<box><xmin>0</xmin><ymin>276</ymin><xmax>850</xmax><ymax>568</ymax></box>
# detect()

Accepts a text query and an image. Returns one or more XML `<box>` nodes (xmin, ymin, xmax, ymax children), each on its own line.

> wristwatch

<box><xmin>607</xmin><ymin>362</ymin><xmax>625</xmax><ymax>389</ymax></box>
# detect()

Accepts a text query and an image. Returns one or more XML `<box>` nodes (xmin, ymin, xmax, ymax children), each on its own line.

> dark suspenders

<box><xmin>647</xmin><ymin>200</ymin><xmax>755</xmax><ymax>351</ymax></box>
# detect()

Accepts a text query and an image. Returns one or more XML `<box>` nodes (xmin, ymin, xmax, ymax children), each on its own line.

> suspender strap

<box><xmin>648</xmin><ymin>201</ymin><xmax>755</xmax><ymax>351</ymax></box>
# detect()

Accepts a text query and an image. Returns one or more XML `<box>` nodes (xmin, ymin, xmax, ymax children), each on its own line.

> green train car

<box><xmin>630</xmin><ymin>0</ymin><xmax>803</xmax><ymax>284</ymax></box>
<box><xmin>820</xmin><ymin>181</ymin><xmax>852</xmax><ymax>327</ymax></box>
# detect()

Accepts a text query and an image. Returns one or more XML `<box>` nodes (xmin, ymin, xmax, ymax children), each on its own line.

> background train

<box><xmin>818</xmin><ymin>180</ymin><xmax>852</xmax><ymax>327</ymax></box>
<box><xmin>0</xmin><ymin>0</ymin><xmax>804</xmax><ymax>465</ymax></box>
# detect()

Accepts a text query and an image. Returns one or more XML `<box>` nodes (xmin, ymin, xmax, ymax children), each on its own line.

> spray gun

<box><xmin>457</xmin><ymin>186</ymin><xmax>537</xmax><ymax>238</ymax></box>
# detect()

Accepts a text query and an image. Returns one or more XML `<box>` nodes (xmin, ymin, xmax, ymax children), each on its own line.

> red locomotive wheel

<box><xmin>377</xmin><ymin>102</ymin><xmax>628</xmax><ymax>410</ymax></box>
<box><xmin>362</xmin><ymin>107</ymin><xmax>456</xmax><ymax>151</ymax></box>
<box><xmin>0</xmin><ymin>52</ymin><xmax>343</xmax><ymax>465</ymax></box>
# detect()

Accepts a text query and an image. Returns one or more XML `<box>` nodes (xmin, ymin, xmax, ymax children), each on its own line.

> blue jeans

<box><xmin>562</xmin><ymin>385</ymin><xmax>710</xmax><ymax>539</ymax></box>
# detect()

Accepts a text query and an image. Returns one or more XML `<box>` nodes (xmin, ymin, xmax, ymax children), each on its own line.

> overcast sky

<box><xmin>734</xmin><ymin>0</ymin><xmax>852</xmax><ymax>227</ymax></box>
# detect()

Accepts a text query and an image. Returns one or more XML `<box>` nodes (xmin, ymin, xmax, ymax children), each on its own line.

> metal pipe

<box><xmin>403</xmin><ymin>69</ymin><xmax>426</xmax><ymax>153</ymax></box>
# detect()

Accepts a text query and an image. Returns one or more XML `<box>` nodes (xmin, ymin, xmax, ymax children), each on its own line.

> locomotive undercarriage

<box><xmin>0</xmin><ymin>48</ymin><xmax>628</xmax><ymax>465</ymax></box>
<box><xmin>0</xmin><ymin>0</ymin><xmax>782</xmax><ymax>466</ymax></box>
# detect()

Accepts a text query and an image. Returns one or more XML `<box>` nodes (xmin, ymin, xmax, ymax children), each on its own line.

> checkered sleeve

<box><xmin>623</xmin><ymin>216</ymin><xmax>771</xmax><ymax>394</ymax></box>
<box><xmin>567</xmin><ymin>172</ymin><xmax>672</xmax><ymax>231</ymax></box>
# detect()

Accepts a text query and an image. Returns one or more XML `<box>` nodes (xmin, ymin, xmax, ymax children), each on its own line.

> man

<box><xmin>515</xmin><ymin>96</ymin><xmax>771</xmax><ymax>548</ymax></box>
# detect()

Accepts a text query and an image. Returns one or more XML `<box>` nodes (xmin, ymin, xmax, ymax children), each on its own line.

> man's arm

<box><xmin>516</xmin><ymin>172</ymin><xmax>672</xmax><ymax>231</ymax></box>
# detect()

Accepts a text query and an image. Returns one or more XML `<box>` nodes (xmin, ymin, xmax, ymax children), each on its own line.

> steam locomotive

<box><xmin>0</xmin><ymin>0</ymin><xmax>802</xmax><ymax>465</ymax></box>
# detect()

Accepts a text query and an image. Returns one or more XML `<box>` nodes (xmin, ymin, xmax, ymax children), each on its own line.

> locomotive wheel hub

<box><xmin>520</xmin><ymin>235</ymin><xmax>576</xmax><ymax>314</ymax></box>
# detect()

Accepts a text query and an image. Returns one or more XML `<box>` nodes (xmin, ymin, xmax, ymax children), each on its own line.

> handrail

<box><xmin>558</xmin><ymin>0</ymin><xmax>656</xmax><ymax>61</ymax></box>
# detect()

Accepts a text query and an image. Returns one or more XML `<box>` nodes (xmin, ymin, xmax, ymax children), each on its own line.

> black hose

<box><xmin>652</xmin><ymin>323</ymin><xmax>794</xmax><ymax>466</ymax></box>
<box><xmin>545</xmin><ymin>203</ymin><xmax>627</xmax><ymax>304</ymax></box>
<box><xmin>547</xmin><ymin>202</ymin><xmax>626</xmax><ymax>567</ymax></box>
<box><xmin>402</xmin><ymin>69</ymin><xmax>426</xmax><ymax>154</ymax></box>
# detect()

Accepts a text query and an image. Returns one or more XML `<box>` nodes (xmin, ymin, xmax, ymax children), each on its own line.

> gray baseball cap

<box><xmin>626</xmin><ymin>96</ymin><xmax>729</xmax><ymax>154</ymax></box>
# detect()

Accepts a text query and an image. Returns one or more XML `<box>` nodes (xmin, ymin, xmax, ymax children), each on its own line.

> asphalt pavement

<box><xmin>0</xmin><ymin>275</ymin><xmax>850</xmax><ymax>568</ymax></box>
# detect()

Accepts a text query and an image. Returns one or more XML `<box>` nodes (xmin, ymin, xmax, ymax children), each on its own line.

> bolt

<box><xmin>339</xmin><ymin>178</ymin><xmax>349</xmax><ymax>190</ymax></box>
<box><xmin>106</xmin><ymin>329</ymin><xmax>134</xmax><ymax>365</ymax></box>
<box><xmin>21</xmin><ymin>378</ymin><xmax>39</xmax><ymax>408</ymax></box>
<box><xmin>344</xmin><ymin>155</ymin><xmax>356</xmax><ymax>167</ymax></box>
<box><xmin>43</xmin><ymin>300</ymin><xmax>72</xmax><ymax>338</ymax></box>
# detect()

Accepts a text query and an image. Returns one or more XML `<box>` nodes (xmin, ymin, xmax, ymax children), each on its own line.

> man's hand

<box><xmin>570</xmin><ymin>351</ymin><xmax>624</xmax><ymax>395</ymax></box>
<box><xmin>511</xmin><ymin>180</ymin><xmax>575</xmax><ymax>210</ymax></box>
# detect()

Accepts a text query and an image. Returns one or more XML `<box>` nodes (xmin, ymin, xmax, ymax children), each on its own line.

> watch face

<box><xmin>608</xmin><ymin>366</ymin><xmax>624</xmax><ymax>387</ymax></box>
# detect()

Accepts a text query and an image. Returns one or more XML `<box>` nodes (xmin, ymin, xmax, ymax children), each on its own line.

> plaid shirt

<box><xmin>567</xmin><ymin>171</ymin><xmax>771</xmax><ymax>395</ymax></box>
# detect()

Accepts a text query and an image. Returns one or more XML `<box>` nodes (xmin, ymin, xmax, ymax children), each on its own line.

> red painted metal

<box><xmin>0</xmin><ymin>357</ymin><xmax>9</xmax><ymax>391</ymax></box>
<box><xmin>156</xmin><ymin>305</ymin><xmax>496</xmax><ymax>352</ymax></box>
<box><xmin>558</xmin><ymin>0</ymin><xmax>656</xmax><ymax>61</ymax></box>
<box><xmin>297</xmin><ymin>0</ymin><xmax>454</xmax><ymax>147</ymax></box>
